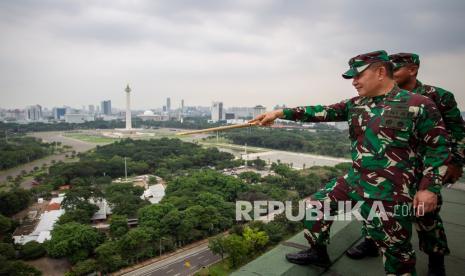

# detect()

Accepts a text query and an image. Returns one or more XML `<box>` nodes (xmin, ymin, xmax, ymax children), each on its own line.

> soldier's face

<box><xmin>393</xmin><ymin>65</ymin><xmax>416</xmax><ymax>87</ymax></box>
<box><xmin>351</xmin><ymin>66</ymin><xmax>380</xmax><ymax>97</ymax></box>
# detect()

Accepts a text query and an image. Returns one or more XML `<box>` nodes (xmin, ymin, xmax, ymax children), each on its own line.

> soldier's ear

<box><xmin>408</xmin><ymin>65</ymin><xmax>419</xmax><ymax>77</ymax></box>
<box><xmin>378</xmin><ymin>66</ymin><xmax>386</xmax><ymax>80</ymax></box>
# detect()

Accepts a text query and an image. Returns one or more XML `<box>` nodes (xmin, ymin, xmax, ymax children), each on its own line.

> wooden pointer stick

<box><xmin>176</xmin><ymin>122</ymin><xmax>258</xmax><ymax>136</ymax></box>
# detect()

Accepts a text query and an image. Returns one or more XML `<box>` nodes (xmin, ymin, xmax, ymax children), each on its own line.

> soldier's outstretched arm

<box><xmin>249</xmin><ymin>109</ymin><xmax>284</xmax><ymax>126</ymax></box>
<box><xmin>273</xmin><ymin>99</ymin><xmax>351</xmax><ymax>123</ymax></box>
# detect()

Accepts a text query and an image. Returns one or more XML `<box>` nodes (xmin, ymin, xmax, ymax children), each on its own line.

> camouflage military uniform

<box><xmin>389</xmin><ymin>53</ymin><xmax>465</xmax><ymax>256</ymax></box>
<box><xmin>282</xmin><ymin>51</ymin><xmax>451</xmax><ymax>275</ymax></box>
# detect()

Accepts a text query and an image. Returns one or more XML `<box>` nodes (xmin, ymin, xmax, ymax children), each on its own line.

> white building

<box><xmin>142</xmin><ymin>184</ymin><xmax>166</xmax><ymax>204</ymax></box>
<box><xmin>226</xmin><ymin>107</ymin><xmax>255</xmax><ymax>118</ymax></box>
<box><xmin>90</xmin><ymin>199</ymin><xmax>112</xmax><ymax>222</ymax></box>
<box><xmin>26</xmin><ymin>105</ymin><xmax>42</xmax><ymax>121</ymax></box>
<box><xmin>137</xmin><ymin>110</ymin><xmax>169</xmax><ymax>121</ymax></box>
<box><xmin>14</xmin><ymin>195</ymin><xmax>65</xmax><ymax>245</ymax></box>
<box><xmin>64</xmin><ymin>113</ymin><xmax>95</xmax><ymax>123</ymax></box>
<box><xmin>211</xmin><ymin>102</ymin><xmax>223</xmax><ymax>122</ymax></box>
<box><xmin>253</xmin><ymin>105</ymin><xmax>267</xmax><ymax>119</ymax></box>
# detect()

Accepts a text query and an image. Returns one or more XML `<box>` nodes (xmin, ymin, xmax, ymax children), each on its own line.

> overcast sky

<box><xmin>1</xmin><ymin>0</ymin><xmax>464</xmax><ymax>111</ymax></box>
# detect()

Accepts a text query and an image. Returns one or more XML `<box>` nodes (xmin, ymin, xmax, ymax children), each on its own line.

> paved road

<box><xmin>125</xmin><ymin>244</ymin><xmax>221</xmax><ymax>276</ymax></box>
<box><xmin>0</xmin><ymin>131</ymin><xmax>106</xmax><ymax>188</ymax></box>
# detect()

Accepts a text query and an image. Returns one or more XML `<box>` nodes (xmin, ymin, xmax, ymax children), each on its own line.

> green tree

<box><xmin>57</xmin><ymin>208</ymin><xmax>95</xmax><ymax>225</ymax></box>
<box><xmin>0</xmin><ymin>260</ymin><xmax>42</xmax><ymax>276</ymax></box>
<box><xmin>105</xmin><ymin>183</ymin><xmax>146</xmax><ymax>217</ymax></box>
<box><xmin>95</xmin><ymin>241</ymin><xmax>125</xmax><ymax>273</ymax></box>
<box><xmin>0</xmin><ymin>188</ymin><xmax>31</xmax><ymax>216</ymax></box>
<box><xmin>46</xmin><ymin>222</ymin><xmax>103</xmax><ymax>264</ymax></box>
<box><xmin>0</xmin><ymin>242</ymin><xmax>15</xmax><ymax>260</ymax></box>
<box><xmin>109</xmin><ymin>215</ymin><xmax>129</xmax><ymax>238</ymax></box>
<box><xmin>20</xmin><ymin>241</ymin><xmax>46</xmax><ymax>260</ymax></box>
<box><xmin>67</xmin><ymin>259</ymin><xmax>97</xmax><ymax>276</ymax></box>
<box><xmin>238</xmin><ymin>171</ymin><xmax>261</xmax><ymax>184</ymax></box>
<box><xmin>223</xmin><ymin>234</ymin><xmax>250</xmax><ymax>268</ymax></box>
<box><xmin>0</xmin><ymin>214</ymin><xmax>13</xmax><ymax>237</ymax></box>
<box><xmin>208</xmin><ymin>235</ymin><xmax>226</xmax><ymax>259</ymax></box>
<box><xmin>118</xmin><ymin>227</ymin><xmax>152</xmax><ymax>264</ymax></box>
<box><xmin>243</xmin><ymin>226</ymin><xmax>269</xmax><ymax>254</ymax></box>
<box><xmin>263</xmin><ymin>222</ymin><xmax>286</xmax><ymax>244</ymax></box>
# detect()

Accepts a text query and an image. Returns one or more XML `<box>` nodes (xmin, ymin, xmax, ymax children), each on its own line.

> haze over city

<box><xmin>1</xmin><ymin>0</ymin><xmax>464</xmax><ymax>110</ymax></box>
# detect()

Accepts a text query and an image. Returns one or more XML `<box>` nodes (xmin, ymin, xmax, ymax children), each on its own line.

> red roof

<box><xmin>46</xmin><ymin>203</ymin><xmax>61</xmax><ymax>211</ymax></box>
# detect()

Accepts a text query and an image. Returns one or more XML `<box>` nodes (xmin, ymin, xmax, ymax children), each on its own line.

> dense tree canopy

<box><xmin>45</xmin><ymin>138</ymin><xmax>236</xmax><ymax>184</ymax></box>
<box><xmin>0</xmin><ymin>188</ymin><xmax>31</xmax><ymax>216</ymax></box>
<box><xmin>46</xmin><ymin>222</ymin><xmax>103</xmax><ymax>264</ymax></box>
<box><xmin>224</xmin><ymin>128</ymin><xmax>350</xmax><ymax>158</ymax></box>
<box><xmin>0</xmin><ymin>136</ymin><xmax>53</xmax><ymax>170</ymax></box>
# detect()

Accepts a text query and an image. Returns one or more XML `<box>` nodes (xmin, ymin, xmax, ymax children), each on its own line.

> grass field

<box><xmin>64</xmin><ymin>133</ymin><xmax>118</xmax><ymax>143</ymax></box>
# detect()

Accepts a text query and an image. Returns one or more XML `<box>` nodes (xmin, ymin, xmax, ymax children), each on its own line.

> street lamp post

<box><xmin>159</xmin><ymin>237</ymin><xmax>168</xmax><ymax>256</ymax></box>
<box><xmin>124</xmin><ymin>157</ymin><xmax>128</xmax><ymax>181</ymax></box>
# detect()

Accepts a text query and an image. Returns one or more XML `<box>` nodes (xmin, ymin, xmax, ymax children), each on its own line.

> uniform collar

<box><xmin>412</xmin><ymin>79</ymin><xmax>424</xmax><ymax>94</ymax></box>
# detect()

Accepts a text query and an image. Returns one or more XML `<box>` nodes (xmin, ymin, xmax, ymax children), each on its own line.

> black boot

<box><xmin>345</xmin><ymin>238</ymin><xmax>379</xmax><ymax>260</ymax></box>
<box><xmin>428</xmin><ymin>253</ymin><xmax>445</xmax><ymax>276</ymax></box>
<box><xmin>285</xmin><ymin>244</ymin><xmax>331</xmax><ymax>267</ymax></box>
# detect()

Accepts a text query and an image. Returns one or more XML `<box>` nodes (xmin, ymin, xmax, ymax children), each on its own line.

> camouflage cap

<box><xmin>389</xmin><ymin>53</ymin><xmax>420</xmax><ymax>70</ymax></box>
<box><xmin>342</xmin><ymin>50</ymin><xmax>390</xmax><ymax>79</ymax></box>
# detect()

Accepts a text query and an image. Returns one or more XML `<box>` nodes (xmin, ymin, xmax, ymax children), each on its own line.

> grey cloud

<box><xmin>0</xmin><ymin>0</ymin><xmax>464</xmax><ymax>109</ymax></box>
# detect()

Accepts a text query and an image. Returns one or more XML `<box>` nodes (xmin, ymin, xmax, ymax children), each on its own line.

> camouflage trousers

<box><xmin>361</xmin><ymin>193</ymin><xmax>450</xmax><ymax>255</ymax></box>
<box><xmin>303</xmin><ymin>177</ymin><xmax>416</xmax><ymax>276</ymax></box>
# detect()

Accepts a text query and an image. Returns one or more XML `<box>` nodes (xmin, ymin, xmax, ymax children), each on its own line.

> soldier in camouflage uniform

<box><xmin>250</xmin><ymin>50</ymin><xmax>451</xmax><ymax>275</ymax></box>
<box><xmin>346</xmin><ymin>53</ymin><xmax>465</xmax><ymax>276</ymax></box>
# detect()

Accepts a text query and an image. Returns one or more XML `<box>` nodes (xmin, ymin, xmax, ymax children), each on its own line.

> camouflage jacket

<box><xmin>282</xmin><ymin>86</ymin><xmax>451</xmax><ymax>202</ymax></box>
<box><xmin>412</xmin><ymin>80</ymin><xmax>465</xmax><ymax>166</ymax></box>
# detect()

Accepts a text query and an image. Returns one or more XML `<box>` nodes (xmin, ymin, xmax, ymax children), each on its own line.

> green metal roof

<box><xmin>233</xmin><ymin>187</ymin><xmax>465</xmax><ymax>276</ymax></box>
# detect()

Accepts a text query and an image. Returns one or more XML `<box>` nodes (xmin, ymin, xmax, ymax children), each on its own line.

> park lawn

<box><xmin>202</xmin><ymin>137</ymin><xmax>233</xmax><ymax>144</ymax></box>
<box><xmin>64</xmin><ymin>133</ymin><xmax>118</xmax><ymax>143</ymax></box>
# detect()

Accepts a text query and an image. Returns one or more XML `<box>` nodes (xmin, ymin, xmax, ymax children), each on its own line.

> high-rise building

<box><xmin>211</xmin><ymin>102</ymin><xmax>223</xmax><ymax>122</ymax></box>
<box><xmin>166</xmin><ymin>97</ymin><xmax>171</xmax><ymax>112</ymax></box>
<box><xmin>225</xmin><ymin>113</ymin><xmax>235</xmax><ymax>120</ymax></box>
<box><xmin>53</xmin><ymin>107</ymin><xmax>66</xmax><ymax>120</ymax></box>
<box><xmin>88</xmin><ymin>105</ymin><xmax>95</xmax><ymax>114</ymax></box>
<box><xmin>253</xmin><ymin>105</ymin><xmax>266</xmax><ymax>119</ymax></box>
<box><xmin>181</xmin><ymin>99</ymin><xmax>185</xmax><ymax>112</ymax></box>
<box><xmin>227</xmin><ymin>107</ymin><xmax>254</xmax><ymax>118</ymax></box>
<box><xmin>26</xmin><ymin>105</ymin><xmax>42</xmax><ymax>121</ymax></box>
<box><xmin>101</xmin><ymin>100</ymin><xmax>112</xmax><ymax>115</ymax></box>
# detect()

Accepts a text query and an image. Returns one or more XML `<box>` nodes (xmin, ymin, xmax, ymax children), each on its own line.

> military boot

<box><xmin>427</xmin><ymin>253</ymin><xmax>446</xmax><ymax>276</ymax></box>
<box><xmin>285</xmin><ymin>245</ymin><xmax>331</xmax><ymax>267</ymax></box>
<box><xmin>345</xmin><ymin>238</ymin><xmax>379</xmax><ymax>259</ymax></box>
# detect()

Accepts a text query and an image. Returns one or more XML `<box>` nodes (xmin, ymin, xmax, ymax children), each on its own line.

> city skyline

<box><xmin>1</xmin><ymin>1</ymin><xmax>465</xmax><ymax>110</ymax></box>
